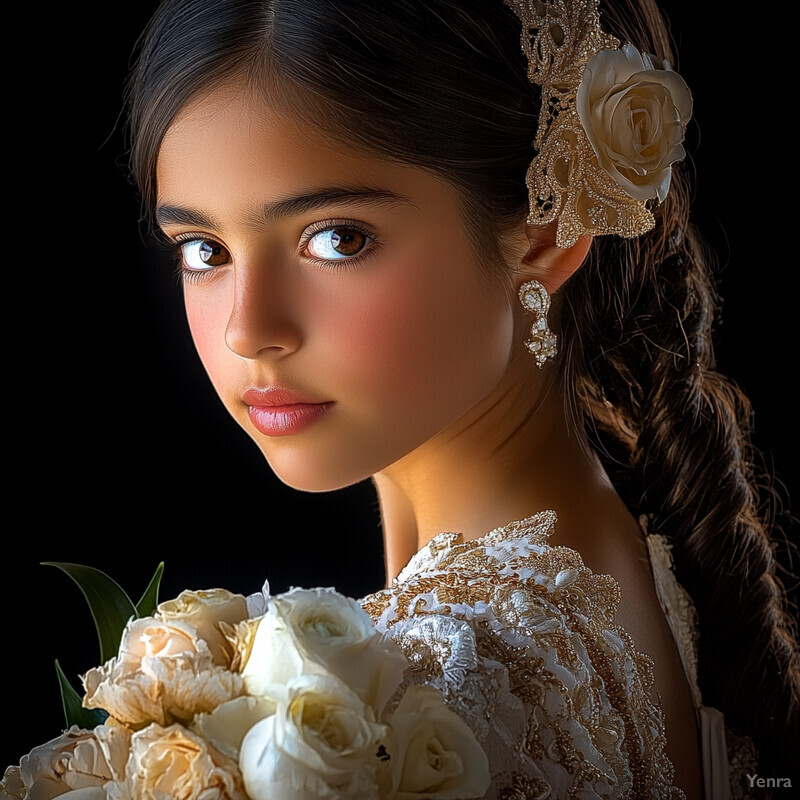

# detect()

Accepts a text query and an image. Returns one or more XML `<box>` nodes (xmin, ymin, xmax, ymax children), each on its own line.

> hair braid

<box><xmin>559</xmin><ymin>159</ymin><xmax>800</xmax><ymax>771</ymax></box>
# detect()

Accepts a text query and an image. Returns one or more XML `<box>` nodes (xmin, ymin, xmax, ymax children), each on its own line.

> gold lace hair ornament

<box><xmin>504</xmin><ymin>0</ymin><xmax>693</xmax><ymax>248</ymax></box>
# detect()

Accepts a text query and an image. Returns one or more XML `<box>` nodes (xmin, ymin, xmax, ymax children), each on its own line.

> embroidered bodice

<box><xmin>361</xmin><ymin>510</ymin><xmax>757</xmax><ymax>799</ymax></box>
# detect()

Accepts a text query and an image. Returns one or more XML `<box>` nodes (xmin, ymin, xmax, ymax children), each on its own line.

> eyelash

<box><xmin>300</xmin><ymin>219</ymin><xmax>379</xmax><ymax>270</ymax></box>
<box><xmin>170</xmin><ymin>219</ymin><xmax>380</xmax><ymax>284</ymax></box>
<box><xmin>170</xmin><ymin>235</ymin><xmax>225</xmax><ymax>285</ymax></box>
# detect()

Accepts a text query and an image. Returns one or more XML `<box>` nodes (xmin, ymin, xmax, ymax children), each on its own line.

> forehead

<box><xmin>155</xmin><ymin>83</ymin><xmax>453</xmax><ymax>218</ymax></box>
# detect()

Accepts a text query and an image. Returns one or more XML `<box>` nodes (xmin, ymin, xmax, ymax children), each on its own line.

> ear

<box><xmin>513</xmin><ymin>221</ymin><xmax>593</xmax><ymax>294</ymax></box>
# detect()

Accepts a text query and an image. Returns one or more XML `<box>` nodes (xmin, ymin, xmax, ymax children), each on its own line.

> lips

<box><xmin>243</xmin><ymin>387</ymin><xmax>334</xmax><ymax>437</ymax></box>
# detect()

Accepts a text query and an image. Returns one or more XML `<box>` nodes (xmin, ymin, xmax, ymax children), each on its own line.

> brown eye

<box><xmin>182</xmin><ymin>238</ymin><xmax>231</xmax><ymax>270</ymax></box>
<box><xmin>307</xmin><ymin>227</ymin><xmax>368</xmax><ymax>260</ymax></box>
<box><xmin>330</xmin><ymin>228</ymin><xmax>365</xmax><ymax>255</ymax></box>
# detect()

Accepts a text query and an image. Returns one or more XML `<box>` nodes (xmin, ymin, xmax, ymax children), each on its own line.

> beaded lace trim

<box><xmin>504</xmin><ymin>0</ymin><xmax>657</xmax><ymax>247</ymax></box>
<box><xmin>362</xmin><ymin>510</ymin><xmax>684</xmax><ymax>799</ymax></box>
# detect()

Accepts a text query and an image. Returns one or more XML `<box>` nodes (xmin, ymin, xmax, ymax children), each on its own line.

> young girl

<box><xmin>4</xmin><ymin>0</ymin><xmax>797</xmax><ymax>798</ymax></box>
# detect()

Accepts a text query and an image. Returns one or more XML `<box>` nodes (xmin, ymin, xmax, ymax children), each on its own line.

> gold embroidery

<box><xmin>524</xmin><ymin>716</ymin><xmax>546</xmax><ymax>763</ymax></box>
<box><xmin>358</xmin><ymin>590</ymin><xmax>392</xmax><ymax>622</ymax></box>
<box><xmin>394</xmin><ymin>634</ymin><xmax>446</xmax><ymax>680</ymax></box>
<box><xmin>361</xmin><ymin>512</ymin><xmax>686</xmax><ymax>798</ymax></box>
<box><xmin>391</xmin><ymin>573</ymin><xmax>495</xmax><ymax>622</ymax></box>
<box><xmin>499</xmin><ymin>772</ymin><xmax>551</xmax><ymax>799</ymax></box>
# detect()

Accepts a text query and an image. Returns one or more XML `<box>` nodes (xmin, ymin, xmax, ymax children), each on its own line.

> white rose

<box><xmin>242</xmin><ymin>588</ymin><xmax>407</xmax><ymax>714</ymax></box>
<box><xmin>382</xmin><ymin>686</ymin><xmax>490</xmax><ymax>800</ymax></box>
<box><xmin>83</xmin><ymin>617</ymin><xmax>242</xmax><ymax>726</ymax></box>
<box><xmin>10</xmin><ymin>724</ymin><xmax>129</xmax><ymax>800</ymax></box>
<box><xmin>240</xmin><ymin>674</ymin><xmax>386</xmax><ymax>800</ymax></box>
<box><xmin>192</xmin><ymin>695</ymin><xmax>277</xmax><ymax>760</ymax></box>
<box><xmin>239</xmin><ymin>609</ymin><xmax>305</xmax><ymax>696</ymax></box>
<box><xmin>106</xmin><ymin>723</ymin><xmax>246</xmax><ymax>800</ymax></box>
<box><xmin>156</xmin><ymin>588</ymin><xmax>249</xmax><ymax>666</ymax></box>
<box><xmin>576</xmin><ymin>43</ymin><xmax>692</xmax><ymax>202</ymax></box>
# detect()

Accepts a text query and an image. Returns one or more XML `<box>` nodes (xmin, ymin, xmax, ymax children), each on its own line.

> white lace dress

<box><xmin>361</xmin><ymin>510</ymin><xmax>758</xmax><ymax>799</ymax></box>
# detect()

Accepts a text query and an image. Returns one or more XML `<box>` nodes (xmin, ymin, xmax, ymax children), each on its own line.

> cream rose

<box><xmin>156</xmin><ymin>588</ymin><xmax>249</xmax><ymax>666</ymax></box>
<box><xmin>192</xmin><ymin>695</ymin><xmax>277</xmax><ymax>760</ymax></box>
<box><xmin>240</xmin><ymin>674</ymin><xmax>386</xmax><ymax>800</ymax></box>
<box><xmin>238</xmin><ymin>608</ymin><xmax>305</xmax><ymax>695</ymax></box>
<box><xmin>8</xmin><ymin>724</ymin><xmax>129</xmax><ymax>800</ymax></box>
<box><xmin>242</xmin><ymin>588</ymin><xmax>407</xmax><ymax>714</ymax></box>
<box><xmin>576</xmin><ymin>43</ymin><xmax>692</xmax><ymax>202</ymax></box>
<box><xmin>106</xmin><ymin>724</ymin><xmax>246</xmax><ymax>800</ymax></box>
<box><xmin>82</xmin><ymin>616</ymin><xmax>242</xmax><ymax>726</ymax></box>
<box><xmin>382</xmin><ymin>686</ymin><xmax>490</xmax><ymax>800</ymax></box>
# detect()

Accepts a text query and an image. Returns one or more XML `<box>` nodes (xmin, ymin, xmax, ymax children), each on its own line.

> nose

<box><xmin>224</xmin><ymin>259</ymin><xmax>302</xmax><ymax>360</ymax></box>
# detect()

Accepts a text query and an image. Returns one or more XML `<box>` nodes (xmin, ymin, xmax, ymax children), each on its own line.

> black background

<box><xmin>5</xmin><ymin>0</ymin><xmax>798</xmax><ymax>772</ymax></box>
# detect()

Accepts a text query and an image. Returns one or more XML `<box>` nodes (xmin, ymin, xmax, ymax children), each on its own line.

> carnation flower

<box><xmin>82</xmin><ymin>617</ymin><xmax>243</xmax><ymax>726</ymax></box>
<box><xmin>105</xmin><ymin>724</ymin><xmax>246</xmax><ymax>800</ymax></box>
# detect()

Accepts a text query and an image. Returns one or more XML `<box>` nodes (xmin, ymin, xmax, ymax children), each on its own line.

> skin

<box><xmin>155</xmin><ymin>80</ymin><xmax>702</xmax><ymax>798</ymax></box>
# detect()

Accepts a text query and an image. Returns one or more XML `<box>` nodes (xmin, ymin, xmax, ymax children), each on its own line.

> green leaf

<box><xmin>136</xmin><ymin>562</ymin><xmax>165</xmax><ymax>618</ymax></box>
<box><xmin>43</xmin><ymin>562</ymin><xmax>137</xmax><ymax>664</ymax></box>
<box><xmin>55</xmin><ymin>659</ymin><xmax>108</xmax><ymax>729</ymax></box>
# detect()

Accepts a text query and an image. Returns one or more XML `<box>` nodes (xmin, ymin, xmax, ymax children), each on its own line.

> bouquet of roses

<box><xmin>1</xmin><ymin>565</ymin><xmax>489</xmax><ymax>800</ymax></box>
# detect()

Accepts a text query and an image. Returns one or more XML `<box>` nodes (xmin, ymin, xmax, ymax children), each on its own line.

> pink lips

<box><xmin>243</xmin><ymin>387</ymin><xmax>334</xmax><ymax>437</ymax></box>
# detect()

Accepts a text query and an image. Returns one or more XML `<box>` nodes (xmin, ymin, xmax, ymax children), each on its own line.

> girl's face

<box><xmin>156</xmin><ymin>83</ymin><xmax>527</xmax><ymax>491</ymax></box>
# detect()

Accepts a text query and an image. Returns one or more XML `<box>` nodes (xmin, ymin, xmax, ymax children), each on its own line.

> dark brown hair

<box><xmin>128</xmin><ymin>0</ymin><xmax>800</xmax><ymax>773</ymax></box>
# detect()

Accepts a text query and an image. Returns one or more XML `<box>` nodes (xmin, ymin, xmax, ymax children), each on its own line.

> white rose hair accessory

<box><xmin>504</xmin><ymin>0</ymin><xmax>693</xmax><ymax>248</ymax></box>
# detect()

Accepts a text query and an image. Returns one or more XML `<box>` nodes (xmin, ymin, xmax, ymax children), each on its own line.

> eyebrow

<box><xmin>155</xmin><ymin>187</ymin><xmax>414</xmax><ymax>230</ymax></box>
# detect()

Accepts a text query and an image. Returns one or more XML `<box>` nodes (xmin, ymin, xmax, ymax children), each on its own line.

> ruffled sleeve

<box><xmin>361</xmin><ymin>511</ymin><xmax>684</xmax><ymax>799</ymax></box>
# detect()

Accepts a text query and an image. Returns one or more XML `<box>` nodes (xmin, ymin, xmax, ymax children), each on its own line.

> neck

<box><xmin>373</xmin><ymin>364</ymin><xmax>617</xmax><ymax>583</ymax></box>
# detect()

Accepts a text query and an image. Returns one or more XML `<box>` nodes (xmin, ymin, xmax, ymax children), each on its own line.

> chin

<box><xmin>258</xmin><ymin>446</ymin><xmax>372</xmax><ymax>494</ymax></box>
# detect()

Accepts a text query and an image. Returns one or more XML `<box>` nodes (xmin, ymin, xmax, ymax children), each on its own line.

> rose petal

<box><xmin>576</xmin><ymin>43</ymin><xmax>693</xmax><ymax>202</ymax></box>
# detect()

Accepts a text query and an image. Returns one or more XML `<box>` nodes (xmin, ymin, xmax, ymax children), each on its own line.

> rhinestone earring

<box><xmin>518</xmin><ymin>279</ymin><xmax>558</xmax><ymax>368</ymax></box>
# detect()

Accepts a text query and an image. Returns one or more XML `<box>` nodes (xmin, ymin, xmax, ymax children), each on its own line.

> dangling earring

<box><xmin>518</xmin><ymin>279</ymin><xmax>558</xmax><ymax>368</ymax></box>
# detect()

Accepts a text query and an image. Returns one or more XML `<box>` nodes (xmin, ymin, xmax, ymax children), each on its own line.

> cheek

<box><xmin>184</xmin><ymin>289</ymin><xmax>238</xmax><ymax>395</ymax></box>
<box><xmin>320</xmin><ymin>251</ymin><xmax>514</xmax><ymax>421</ymax></box>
